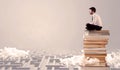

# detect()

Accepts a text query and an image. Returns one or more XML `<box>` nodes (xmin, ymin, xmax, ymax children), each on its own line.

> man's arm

<box><xmin>92</xmin><ymin>15</ymin><xmax>97</xmax><ymax>25</ymax></box>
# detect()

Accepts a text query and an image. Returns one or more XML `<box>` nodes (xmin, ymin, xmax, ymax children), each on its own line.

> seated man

<box><xmin>86</xmin><ymin>7</ymin><xmax>103</xmax><ymax>31</ymax></box>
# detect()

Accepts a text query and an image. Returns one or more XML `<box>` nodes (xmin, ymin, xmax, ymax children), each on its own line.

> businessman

<box><xmin>86</xmin><ymin>7</ymin><xmax>103</xmax><ymax>31</ymax></box>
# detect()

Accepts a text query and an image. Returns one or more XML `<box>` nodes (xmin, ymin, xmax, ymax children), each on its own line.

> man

<box><xmin>86</xmin><ymin>7</ymin><xmax>103</xmax><ymax>31</ymax></box>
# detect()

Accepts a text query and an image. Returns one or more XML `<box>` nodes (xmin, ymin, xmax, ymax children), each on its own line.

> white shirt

<box><xmin>91</xmin><ymin>13</ymin><xmax>103</xmax><ymax>26</ymax></box>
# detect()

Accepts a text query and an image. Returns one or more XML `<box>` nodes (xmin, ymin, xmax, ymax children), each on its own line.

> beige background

<box><xmin>0</xmin><ymin>0</ymin><xmax>119</xmax><ymax>54</ymax></box>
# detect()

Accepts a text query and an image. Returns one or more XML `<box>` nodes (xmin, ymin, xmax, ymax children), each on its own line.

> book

<box><xmin>84</xmin><ymin>48</ymin><xmax>106</xmax><ymax>50</ymax></box>
<box><xmin>84</xmin><ymin>39</ymin><xmax>108</xmax><ymax>42</ymax></box>
<box><xmin>84</xmin><ymin>51</ymin><xmax>106</xmax><ymax>54</ymax></box>
<box><xmin>85</xmin><ymin>62</ymin><xmax>107</xmax><ymax>67</ymax></box>
<box><xmin>84</xmin><ymin>54</ymin><xmax>106</xmax><ymax>57</ymax></box>
<box><xmin>83</xmin><ymin>35</ymin><xmax>109</xmax><ymax>40</ymax></box>
<box><xmin>84</xmin><ymin>30</ymin><xmax>110</xmax><ymax>36</ymax></box>
<box><xmin>83</xmin><ymin>41</ymin><xmax>108</xmax><ymax>45</ymax></box>
<box><xmin>83</xmin><ymin>45</ymin><xmax>106</xmax><ymax>48</ymax></box>
<box><xmin>83</xmin><ymin>30</ymin><xmax>110</xmax><ymax>40</ymax></box>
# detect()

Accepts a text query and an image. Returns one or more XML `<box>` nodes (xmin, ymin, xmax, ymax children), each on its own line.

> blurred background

<box><xmin>0</xmin><ymin>0</ymin><xmax>119</xmax><ymax>54</ymax></box>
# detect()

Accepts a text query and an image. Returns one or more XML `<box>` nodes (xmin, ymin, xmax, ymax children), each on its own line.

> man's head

<box><xmin>89</xmin><ymin>7</ymin><xmax>96</xmax><ymax>15</ymax></box>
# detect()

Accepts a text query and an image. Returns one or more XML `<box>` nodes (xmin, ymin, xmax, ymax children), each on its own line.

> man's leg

<box><xmin>86</xmin><ymin>23</ymin><xmax>96</xmax><ymax>30</ymax></box>
<box><xmin>95</xmin><ymin>25</ymin><xmax>102</xmax><ymax>30</ymax></box>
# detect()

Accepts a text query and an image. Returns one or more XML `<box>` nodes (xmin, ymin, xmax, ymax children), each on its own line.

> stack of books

<box><xmin>83</xmin><ymin>30</ymin><xmax>110</xmax><ymax>67</ymax></box>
